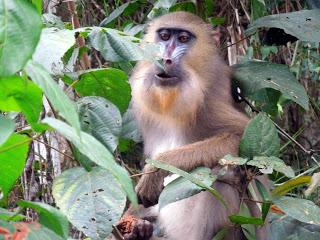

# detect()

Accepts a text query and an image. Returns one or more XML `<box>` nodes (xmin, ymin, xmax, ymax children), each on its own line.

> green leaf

<box><xmin>212</xmin><ymin>226</ymin><xmax>229</xmax><ymax>240</ymax></box>
<box><xmin>77</xmin><ymin>96</ymin><xmax>122</xmax><ymax>152</ymax></box>
<box><xmin>272</xmin><ymin>176</ymin><xmax>311</xmax><ymax>197</ymax></box>
<box><xmin>52</xmin><ymin>167</ymin><xmax>126</xmax><ymax>239</ymax></box>
<box><xmin>100</xmin><ymin>2</ymin><xmax>130</xmax><ymax>27</ymax></box>
<box><xmin>0</xmin><ymin>134</ymin><xmax>30</xmax><ymax>201</ymax></box>
<box><xmin>251</xmin><ymin>0</ymin><xmax>267</xmax><ymax>21</ymax></box>
<box><xmin>233</xmin><ymin>61</ymin><xmax>309</xmax><ymax>110</ymax></box>
<box><xmin>0</xmin><ymin>220</ymin><xmax>64</xmax><ymax>240</ymax></box>
<box><xmin>0</xmin><ymin>76</ymin><xmax>44</xmax><ymax>131</ymax></box>
<box><xmin>255</xmin><ymin>178</ymin><xmax>271</xmax><ymax>221</ymax></box>
<box><xmin>268</xmin><ymin>214</ymin><xmax>320</xmax><ymax>240</ymax></box>
<box><xmin>247</xmin><ymin>156</ymin><xmax>294</xmax><ymax>178</ymax></box>
<box><xmin>0</xmin><ymin>208</ymin><xmax>25</xmax><ymax>221</ymax></box>
<box><xmin>219</xmin><ymin>154</ymin><xmax>248</xmax><ymax>166</ymax></box>
<box><xmin>0</xmin><ymin>0</ymin><xmax>42</xmax><ymax>76</ymax></box>
<box><xmin>169</xmin><ymin>2</ymin><xmax>196</xmax><ymax>13</ymax></box>
<box><xmin>158</xmin><ymin>167</ymin><xmax>217</xmax><ymax>209</ymax></box>
<box><xmin>26</xmin><ymin>60</ymin><xmax>81</xmax><ymax>135</ymax></box>
<box><xmin>89</xmin><ymin>27</ymin><xmax>160</xmax><ymax>64</ymax></box>
<box><xmin>18</xmin><ymin>201</ymin><xmax>69</xmax><ymax>239</ymax></box>
<box><xmin>43</xmin><ymin>118</ymin><xmax>137</xmax><ymax>206</ymax></box>
<box><xmin>0</xmin><ymin>115</ymin><xmax>14</xmax><ymax>145</ymax></box>
<box><xmin>31</xmin><ymin>0</ymin><xmax>42</xmax><ymax>14</ymax></box>
<box><xmin>75</xmin><ymin>68</ymin><xmax>131</xmax><ymax>113</ymax></box>
<box><xmin>240</xmin><ymin>113</ymin><xmax>280</xmax><ymax>159</ymax></box>
<box><xmin>33</xmin><ymin>28</ymin><xmax>76</xmax><ymax>75</ymax></box>
<box><xmin>229</xmin><ymin>215</ymin><xmax>264</xmax><ymax>225</ymax></box>
<box><xmin>273</xmin><ymin>196</ymin><xmax>320</xmax><ymax>225</ymax></box>
<box><xmin>146</xmin><ymin>159</ymin><xmax>225</xmax><ymax>206</ymax></box>
<box><xmin>121</xmin><ymin>109</ymin><xmax>142</xmax><ymax>142</ymax></box>
<box><xmin>246</xmin><ymin>9</ymin><xmax>320</xmax><ymax>43</ymax></box>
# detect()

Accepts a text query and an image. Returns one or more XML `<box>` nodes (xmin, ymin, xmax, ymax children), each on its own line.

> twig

<box><xmin>130</xmin><ymin>170</ymin><xmax>158</xmax><ymax>178</ymax></box>
<box><xmin>33</xmin><ymin>138</ymin><xmax>74</xmax><ymax>160</ymax></box>
<box><xmin>112</xmin><ymin>225</ymin><xmax>124</xmax><ymax>240</ymax></box>
<box><xmin>222</xmin><ymin>33</ymin><xmax>255</xmax><ymax>50</ymax></box>
<box><xmin>67</xmin><ymin>1</ymin><xmax>91</xmax><ymax>70</ymax></box>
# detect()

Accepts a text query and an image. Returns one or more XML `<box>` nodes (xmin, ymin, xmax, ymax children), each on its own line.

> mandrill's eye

<box><xmin>159</xmin><ymin>30</ymin><xmax>170</xmax><ymax>41</ymax></box>
<box><xmin>178</xmin><ymin>32</ymin><xmax>190</xmax><ymax>43</ymax></box>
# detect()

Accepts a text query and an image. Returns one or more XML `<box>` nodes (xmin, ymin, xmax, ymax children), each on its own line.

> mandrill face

<box><xmin>153</xmin><ymin>27</ymin><xmax>196</xmax><ymax>87</ymax></box>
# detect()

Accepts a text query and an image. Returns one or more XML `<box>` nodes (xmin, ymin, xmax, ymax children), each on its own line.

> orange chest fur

<box><xmin>150</xmin><ymin>87</ymin><xmax>179</xmax><ymax>114</ymax></box>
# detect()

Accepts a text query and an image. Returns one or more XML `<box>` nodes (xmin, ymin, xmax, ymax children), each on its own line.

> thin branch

<box><xmin>130</xmin><ymin>170</ymin><xmax>158</xmax><ymax>178</ymax></box>
<box><xmin>67</xmin><ymin>0</ymin><xmax>91</xmax><ymax>70</ymax></box>
<box><xmin>33</xmin><ymin>138</ymin><xmax>74</xmax><ymax>160</ymax></box>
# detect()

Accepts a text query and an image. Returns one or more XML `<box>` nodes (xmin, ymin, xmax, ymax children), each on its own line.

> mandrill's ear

<box><xmin>211</xmin><ymin>27</ymin><xmax>222</xmax><ymax>48</ymax></box>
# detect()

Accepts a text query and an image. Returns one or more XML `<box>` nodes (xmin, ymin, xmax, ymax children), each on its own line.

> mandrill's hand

<box><xmin>135</xmin><ymin>164</ymin><xmax>167</xmax><ymax>207</ymax></box>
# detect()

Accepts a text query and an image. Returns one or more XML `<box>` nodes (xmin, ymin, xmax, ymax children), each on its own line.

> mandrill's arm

<box><xmin>136</xmin><ymin>132</ymin><xmax>242</xmax><ymax>207</ymax></box>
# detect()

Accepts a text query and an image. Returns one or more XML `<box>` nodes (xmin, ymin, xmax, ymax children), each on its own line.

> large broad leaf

<box><xmin>268</xmin><ymin>214</ymin><xmax>320</xmax><ymax>240</ymax></box>
<box><xmin>247</xmin><ymin>156</ymin><xmax>294</xmax><ymax>178</ymax></box>
<box><xmin>0</xmin><ymin>220</ymin><xmax>64</xmax><ymax>240</ymax></box>
<box><xmin>0</xmin><ymin>0</ymin><xmax>42</xmax><ymax>76</ymax></box>
<box><xmin>0</xmin><ymin>134</ymin><xmax>30</xmax><ymax>201</ymax></box>
<box><xmin>18</xmin><ymin>201</ymin><xmax>69</xmax><ymax>239</ymax></box>
<box><xmin>121</xmin><ymin>109</ymin><xmax>142</xmax><ymax>142</ymax></box>
<box><xmin>0</xmin><ymin>115</ymin><xmax>14</xmax><ymax>145</ymax></box>
<box><xmin>240</xmin><ymin>113</ymin><xmax>280</xmax><ymax>159</ymax></box>
<box><xmin>158</xmin><ymin>167</ymin><xmax>216</xmax><ymax>209</ymax></box>
<box><xmin>43</xmin><ymin>118</ymin><xmax>137</xmax><ymax>206</ymax></box>
<box><xmin>273</xmin><ymin>196</ymin><xmax>320</xmax><ymax>225</ymax></box>
<box><xmin>233</xmin><ymin>61</ymin><xmax>309</xmax><ymax>110</ymax></box>
<box><xmin>146</xmin><ymin>159</ymin><xmax>225</xmax><ymax>205</ymax></box>
<box><xmin>77</xmin><ymin>96</ymin><xmax>122</xmax><ymax>152</ymax></box>
<box><xmin>52</xmin><ymin>167</ymin><xmax>126</xmax><ymax>239</ymax></box>
<box><xmin>89</xmin><ymin>27</ymin><xmax>160</xmax><ymax>63</ymax></box>
<box><xmin>26</xmin><ymin>61</ymin><xmax>81</xmax><ymax>134</ymax></box>
<box><xmin>246</xmin><ymin>10</ymin><xmax>320</xmax><ymax>43</ymax></box>
<box><xmin>33</xmin><ymin>28</ymin><xmax>76</xmax><ymax>75</ymax></box>
<box><xmin>75</xmin><ymin>68</ymin><xmax>131</xmax><ymax>113</ymax></box>
<box><xmin>0</xmin><ymin>76</ymin><xmax>44</xmax><ymax>131</ymax></box>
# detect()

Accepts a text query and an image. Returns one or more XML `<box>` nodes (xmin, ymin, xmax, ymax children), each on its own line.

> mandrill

<box><xmin>116</xmin><ymin>11</ymin><xmax>267</xmax><ymax>240</ymax></box>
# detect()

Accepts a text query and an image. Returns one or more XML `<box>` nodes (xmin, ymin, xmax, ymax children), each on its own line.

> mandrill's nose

<box><xmin>163</xmin><ymin>58</ymin><xmax>173</xmax><ymax>66</ymax></box>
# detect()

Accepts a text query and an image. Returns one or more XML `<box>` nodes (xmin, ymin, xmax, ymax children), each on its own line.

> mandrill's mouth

<box><xmin>155</xmin><ymin>72</ymin><xmax>180</xmax><ymax>87</ymax></box>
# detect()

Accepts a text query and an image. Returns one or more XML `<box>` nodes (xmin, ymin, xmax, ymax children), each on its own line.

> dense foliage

<box><xmin>0</xmin><ymin>0</ymin><xmax>319</xmax><ymax>239</ymax></box>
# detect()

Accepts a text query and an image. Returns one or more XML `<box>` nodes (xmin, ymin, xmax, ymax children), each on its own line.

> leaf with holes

<box><xmin>43</xmin><ymin>118</ymin><xmax>137</xmax><ymax>206</ymax></box>
<box><xmin>247</xmin><ymin>156</ymin><xmax>294</xmax><ymax>178</ymax></box>
<box><xmin>52</xmin><ymin>167</ymin><xmax>126</xmax><ymax>239</ymax></box>
<box><xmin>75</xmin><ymin>68</ymin><xmax>131</xmax><ymax>113</ymax></box>
<box><xmin>233</xmin><ymin>61</ymin><xmax>309</xmax><ymax>110</ymax></box>
<box><xmin>0</xmin><ymin>0</ymin><xmax>42</xmax><ymax>76</ymax></box>
<box><xmin>240</xmin><ymin>113</ymin><xmax>280</xmax><ymax>159</ymax></box>
<box><xmin>246</xmin><ymin>9</ymin><xmax>320</xmax><ymax>43</ymax></box>
<box><xmin>77</xmin><ymin>96</ymin><xmax>122</xmax><ymax>152</ymax></box>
